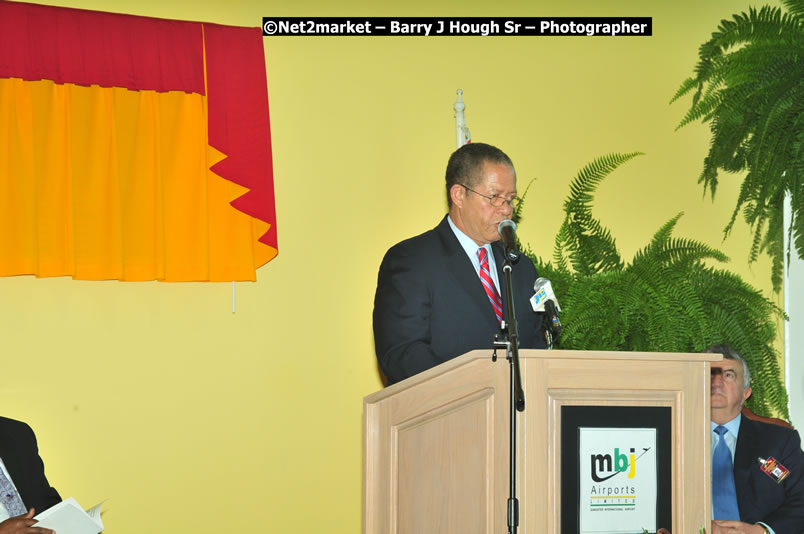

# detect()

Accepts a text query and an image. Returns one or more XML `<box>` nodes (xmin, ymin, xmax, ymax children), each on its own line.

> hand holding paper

<box><xmin>34</xmin><ymin>497</ymin><xmax>103</xmax><ymax>534</ymax></box>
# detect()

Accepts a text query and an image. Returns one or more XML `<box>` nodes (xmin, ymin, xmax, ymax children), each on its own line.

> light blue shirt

<box><xmin>447</xmin><ymin>215</ymin><xmax>501</xmax><ymax>294</ymax></box>
<box><xmin>711</xmin><ymin>414</ymin><xmax>774</xmax><ymax>533</ymax></box>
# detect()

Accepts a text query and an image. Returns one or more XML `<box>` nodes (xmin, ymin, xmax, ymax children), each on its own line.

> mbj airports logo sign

<box><xmin>579</xmin><ymin>429</ymin><xmax>658</xmax><ymax>534</ymax></box>
<box><xmin>591</xmin><ymin>447</ymin><xmax>641</xmax><ymax>482</ymax></box>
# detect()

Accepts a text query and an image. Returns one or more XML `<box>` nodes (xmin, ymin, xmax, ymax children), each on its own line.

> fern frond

<box><xmin>559</xmin><ymin>152</ymin><xmax>643</xmax><ymax>275</ymax></box>
<box><xmin>512</xmin><ymin>177</ymin><xmax>538</xmax><ymax>225</ymax></box>
<box><xmin>782</xmin><ymin>0</ymin><xmax>804</xmax><ymax>19</ymax></box>
<box><xmin>670</xmin><ymin>77</ymin><xmax>699</xmax><ymax>105</ymax></box>
<box><xmin>673</xmin><ymin>1</ymin><xmax>804</xmax><ymax>282</ymax></box>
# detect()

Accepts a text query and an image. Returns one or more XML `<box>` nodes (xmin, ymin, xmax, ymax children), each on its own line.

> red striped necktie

<box><xmin>477</xmin><ymin>247</ymin><xmax>503</xmax><ymax>323</ymax></box>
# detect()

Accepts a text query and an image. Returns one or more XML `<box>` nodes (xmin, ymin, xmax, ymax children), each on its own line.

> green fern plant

<box><xmin>517</xmin><ymin>153</ymin><xmax>788</xmax><ymax>418</ymax></box>
<box><xmin>672</xmin><ymin>0</ymin><xmax>804</xmax><ymax>291</ymax></box>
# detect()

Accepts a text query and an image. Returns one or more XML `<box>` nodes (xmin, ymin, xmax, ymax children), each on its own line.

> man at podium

<box><xmin>373</xmin><ymin>143</ymin><xmax>546</xmax><ymax>385</ymax></box>
<box><xmin>706</xmin><ymin>345</ymin><xmax>804</xmax><ymax>534</ymax></box>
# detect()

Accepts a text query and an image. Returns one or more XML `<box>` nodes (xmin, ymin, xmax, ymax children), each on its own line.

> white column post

<box><xmin>454</xmin><ymin>89</ymin><xmax>470</xmax><ymax>148</ymax></box>
<box><xmin>783</xmin><ymin>192</ymin><xmax>803</xmax><ymax>427</ymax></box>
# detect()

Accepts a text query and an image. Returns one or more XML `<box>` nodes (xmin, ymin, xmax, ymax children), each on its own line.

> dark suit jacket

<box><xmin>733</xmin><ymin>417</ymin><xmax>804</xmax><ymax>534</ymax></box>
<box><xmin>0</xmin><ymin>417</ymin><xmax>61</xmax><ymax>516</ymax></box>
<box><xmin>373</xmin><ymin>215</ymin><xmax>547</xmax><ymax>385</ymax></box>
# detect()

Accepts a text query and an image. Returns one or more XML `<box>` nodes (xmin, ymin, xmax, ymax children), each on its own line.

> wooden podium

<box><xmin>363</xmin><ymin>349</ymin><xmax>720</xmax><ymax>533</ymax></box>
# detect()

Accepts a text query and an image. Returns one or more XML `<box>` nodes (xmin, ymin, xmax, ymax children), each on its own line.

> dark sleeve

<box><xmin>763</xmin><ymin>428</ymin><xmax>804</xmax><ymax>534</ymax></box>
<box><xmin>16</xmin><ymin>422</ymin><xmax>61</xmax><ymax>514</ymax></box>
<box><xmin>373</xmin><ymin>243</ymin><xmax>441</xmax><ymax>385</ymax></box>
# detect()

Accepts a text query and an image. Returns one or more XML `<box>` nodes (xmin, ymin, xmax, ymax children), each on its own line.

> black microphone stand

<box><xmin>493</xmin><ymin>257</ymin><xmax>525</xmax><ymax>534</ymax></box>
<box><xmin>544</xmin><ymin>300</ymin><xmax>561</xmax><ymax>349</ymax></box>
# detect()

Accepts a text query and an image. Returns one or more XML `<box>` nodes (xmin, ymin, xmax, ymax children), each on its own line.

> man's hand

<box><xmin>0</xmin><ymin>509</ymin><xmax>54</xmax><ymax>534</ymax></box>
<box><xmin>711</xmin><ymin>520</ymin><xmax>767</xmax><ymax>534</ymax></box>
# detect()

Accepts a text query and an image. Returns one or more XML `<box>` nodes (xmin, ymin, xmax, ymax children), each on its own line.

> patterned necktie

<box><xmin>0</xmin><ymin>468</ymin><xmax>27</xmax><ymax>517</ymax></box>
<box><xmin>712</xmin><ymin>425</ymin><xmax>740</xmax><ymax>520</ymax></box>
<box><xmin>477</xmin><ymin>247</ymin><xmax>503</xmax><ymax>323</ymax></box>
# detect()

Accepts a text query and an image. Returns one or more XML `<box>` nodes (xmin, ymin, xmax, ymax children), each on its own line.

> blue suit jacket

<box><xmin>373</xmin><ymin>215</ymin><xmax>547</xmax><ymax>384</ymax></box>
<box><xmin>734</xmin><ymin>417</ymin><xmax>804</xmax><ymax>534</ymax></box>
<box><xmin>0</xmin><ymin>417</ymin><xmax>61</xmax><ymax>516</ymax></box>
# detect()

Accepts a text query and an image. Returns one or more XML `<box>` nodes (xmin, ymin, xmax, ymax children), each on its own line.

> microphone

<box><xmin>497</xmin><ymin>219</ymin><xmax>520</xmax><ymax>262</ymax></box>
<box><xmin>530</xmin><ymin>277</ymin><xmax>562</xmax><ymax>346</ymax></box>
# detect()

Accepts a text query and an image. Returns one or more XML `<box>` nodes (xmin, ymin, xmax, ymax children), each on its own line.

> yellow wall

<box><xmin>0</xmin><ymin>1</ymin><xmax>782</xmax><ymax>532</ymax></box>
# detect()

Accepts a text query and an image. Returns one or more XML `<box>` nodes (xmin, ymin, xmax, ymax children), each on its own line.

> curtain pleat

<box><xmin>0</xmin><ymin>78</ymin><xmax>267</xmax><ymax>281</ymax></box>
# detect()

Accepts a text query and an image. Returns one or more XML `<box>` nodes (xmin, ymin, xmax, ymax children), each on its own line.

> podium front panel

<box><xmin>365</xmin><ymin>349</ymin><xmax>716</xmax><ymax>533</ymax></box>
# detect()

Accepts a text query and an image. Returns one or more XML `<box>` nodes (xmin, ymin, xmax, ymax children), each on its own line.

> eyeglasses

<box><xmin>461</xmin><ymin>184</ymin><xmax>522</xmax><ymax>211</ymax></box>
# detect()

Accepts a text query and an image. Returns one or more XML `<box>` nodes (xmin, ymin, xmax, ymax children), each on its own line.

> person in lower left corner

<box><xmin>0</xmin><ymin>417</ymin><xmax>61</xmax><ymax>534</ymax></box>
<box><xmin>705</xmin><ymin>344</ymin><xmax>804</xmax><ymax>534</ymax></box>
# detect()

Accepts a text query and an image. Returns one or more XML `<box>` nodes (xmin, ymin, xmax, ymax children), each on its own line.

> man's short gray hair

<box><xmin>704</xmin><ymin>344</ymin><xmax>751</xmax><ymax>390</ymax></box>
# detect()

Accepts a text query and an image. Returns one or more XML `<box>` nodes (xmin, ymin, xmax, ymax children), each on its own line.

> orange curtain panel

<box><xmin>0</xmin><ymin>2</ymin><xmax>277</xmax><ymax>281</ymax></box>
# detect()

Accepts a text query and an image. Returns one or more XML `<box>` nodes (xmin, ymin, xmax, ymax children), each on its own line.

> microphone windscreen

<box><xmin>498</xmin><ymin>219</ymin><xmax>516</xmax><ymax>236</ymax></box>
<box><xmin>530</xmin><ymin>277</ymin><xmax>561</xmax><ymax>312</ymax></box>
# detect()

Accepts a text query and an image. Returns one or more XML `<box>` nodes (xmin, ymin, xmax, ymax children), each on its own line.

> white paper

<box><xmin>33</xmin><ymin>497</ymin><xmax>104</xmax><ymax>534</ymax></box>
